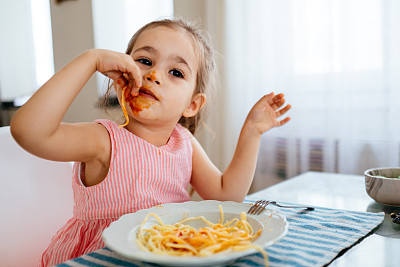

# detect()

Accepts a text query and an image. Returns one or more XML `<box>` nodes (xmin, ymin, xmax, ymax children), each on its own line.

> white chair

<box><xmin>0</xmin><ymin>126</ymin><xmax>74</xmax><ymax>266</ymax></box>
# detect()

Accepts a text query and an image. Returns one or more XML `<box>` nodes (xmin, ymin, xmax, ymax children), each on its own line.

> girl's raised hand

<box><xmin>245</xmin><ymin>92</ymin><xmax>291</xmax><ymax>135</ymax></box>
<box><xmin>94</xmin><ymin>49</ymin><xmax>142</xmax><ymax>94</ymax></box>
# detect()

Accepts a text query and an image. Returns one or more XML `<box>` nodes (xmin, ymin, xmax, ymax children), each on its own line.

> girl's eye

<box><xmin>169</xmin><ymin>69</ymin><xmax>184</xmax><ymax>78</ymax></box>
<box><xmin>136</xmin><ymin>58</ymin><xmax>152</xmax><ymax>66</ymax></box>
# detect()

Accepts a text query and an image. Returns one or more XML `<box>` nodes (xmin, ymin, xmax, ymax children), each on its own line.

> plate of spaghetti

<box><xmin>102</xmin><ymin>200</ymin><xmax>288</xmax><ymax>266</ymax></box>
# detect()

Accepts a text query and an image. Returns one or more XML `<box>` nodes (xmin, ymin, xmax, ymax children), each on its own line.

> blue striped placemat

<box><xmin>58</xmin><ymin>198</ymin><xmax>384</xmax><ymax>267</ymax></box>
<box><xmin>242</xmin><ymin>197</ymin><xmax>384</xmax><ymax>266</ymax></box>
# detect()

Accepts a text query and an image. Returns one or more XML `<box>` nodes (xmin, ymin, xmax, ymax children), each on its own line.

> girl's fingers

<box><xmin>129</xmin><ymin>71</ymin><xmax>142</xmax><ymax>88</ymax></box>
<box><xmin>278</xmin><ymin>116</ymin><xmax>291</xmax><ymax>126</ymax></box>
<box><xmin>104</xmin><ymin>70</ymin><xmax>124</xmax><ymax>81</ymax></box>
<box><xmin>123</xmin><ymin>59</ymin><xmax>142</xmax><ymax>88</ymax></box>
<box><xmin>273</xmin><ymin>93</ymin><xmax>284</xmax><ymax>102</ymax></box>
<box><xmin>272</xmin><ymin>98</ymin><xmax>285</xmax><ymax>110</ymax></box>
<box><xmin>275</xmin><ymin>104</ymin><xmax>291</xmax><ymax>117</ymax></box>
<box><xmin>104</xmin><ymin>71</ymin><xmax>132</xmax><ymax>89</ymax></box>
<box><xmin>274</xmin><ymin>104</ymin><xmax>291</xmax><ymax>127</ymax></box>
<box><xmin>129</xmin><ymin>79</ymin><xmax>139</xmax><ymax>96</ymax></box>
<box><xmin>106</xmin><ymin>69</ymin><xmax>140</xmax><ymax>96</ymax></box>
<box><xmin>123</xmin><ymin>70</ymin><xmax>140</xmax><ymax>88</ymax></box>
<box><xmin>266</xmin><ymin>92</ymin><xmax>275</xmax><ymax>105</ymax></box>
<box><xmin>115</xmin><ymin>77</ymin><xmax>127</xmax><ymax>89</ymax></box>
<box><xmin>103</xmin><ymin>56</ymin><xmax>142</xmax><ymax>89</ymax></box>
<box><xmin>268</xmin><ymin>93</ymin><xmax>285</xmax><ymax>110</ymax></box>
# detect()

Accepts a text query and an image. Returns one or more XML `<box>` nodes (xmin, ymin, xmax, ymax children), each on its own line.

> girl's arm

<box><xmin>190</xmin><ymin>93</ymin><xmax>291</xmax><ymax>202</ymax></box>
<box><xmin>10</xmin><ymin>49</ymin><xmax>141</xmax><ymax>163</ymax></box>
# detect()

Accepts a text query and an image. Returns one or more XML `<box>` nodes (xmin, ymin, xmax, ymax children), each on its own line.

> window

<box><xmin>0</xmin><ymin>0</ymin><xmax>54</xmax><ymax>104</ymax></box>
<box><xmin>293</xmin><ymin>0</ymin><xmax>383</xmax><ymax>75</ymax></box>
<box><xmin>224</xmin><ymin>0</ymin><xmax>400</xmax><ymax>191</ymax></box>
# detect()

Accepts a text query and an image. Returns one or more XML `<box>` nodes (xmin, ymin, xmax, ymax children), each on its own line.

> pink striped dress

<box><xmin>39</xmin><ymin>119</ymin><xmax>192</xmax><ymax>266</ymax></box>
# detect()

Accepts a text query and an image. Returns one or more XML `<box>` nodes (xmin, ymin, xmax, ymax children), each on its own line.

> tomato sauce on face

<box><xmin>123</xmin><ymin>85</ymin><xmax>153</xmax><ymax>115</ymax></box>
<box><xmin>147</xmin><ymin>71</ymin><xmax>157</xmax><ymax>83</ymax></box>
<box><xmin>121</xmin><ymin>71</ymin><xmax>160</xmax><ymax>116</ymax></box>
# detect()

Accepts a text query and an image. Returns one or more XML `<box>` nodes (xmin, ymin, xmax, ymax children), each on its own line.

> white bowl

<box><xmin>365</xmin><ymin>167</ymin><xmax>400</xmax><ymax>206</ymax></box>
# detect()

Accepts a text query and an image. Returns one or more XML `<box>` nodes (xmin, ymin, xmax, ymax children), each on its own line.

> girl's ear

<box><xmin>182</xmin><ymin>93</ymin><xmax>207</xmax><ymax>118</ymax></box>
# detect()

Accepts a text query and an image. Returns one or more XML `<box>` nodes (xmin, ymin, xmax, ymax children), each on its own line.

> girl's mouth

<box><xmin>138</xmin><ymin>87</ymin><xmax>159</xmax><ymax>101</ymax></box>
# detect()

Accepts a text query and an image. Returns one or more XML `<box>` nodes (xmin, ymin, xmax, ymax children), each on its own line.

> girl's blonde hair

<box><xmin>103</xmin><ymin>18</ymin><xmax>217</xmax><ymax>135</ymax></box>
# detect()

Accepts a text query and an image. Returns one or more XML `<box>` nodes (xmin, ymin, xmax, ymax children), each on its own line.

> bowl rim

<box><xmin>364</xmin><ymin>167</ymin><xmax>400</xmax><ymax>180</ymax></box>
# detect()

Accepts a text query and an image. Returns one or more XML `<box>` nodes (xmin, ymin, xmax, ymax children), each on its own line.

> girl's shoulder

<box><xmin>94</xmin><ymin>119</ymin><xmax>119</xmax><ymax>128</ymax></box>
<box><xmin>94</xmin><ymin>119</ymin><xmax>125</xmax><ymax>135</ymax></box>
<box><xmin>175</xmin><ymin>123</ymin><xmax>193</xmax><ymax>139</ymax></box>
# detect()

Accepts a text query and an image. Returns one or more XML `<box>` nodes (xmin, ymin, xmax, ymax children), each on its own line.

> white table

<box><xmin>250</xmin><ymin>171</ymin><xmax>400</xmax><ymax>266</ymax></box>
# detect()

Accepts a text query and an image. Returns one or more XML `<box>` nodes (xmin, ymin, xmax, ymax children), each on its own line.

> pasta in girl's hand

<box><xmin>136</xmin><ymin>205</ymin><xmax>268</xmax><ymax>266</ymax></box>
<box><xmin>119</xmin><ymin>86</ymin><xmax>129</xmax><ymax>128</ymax></box>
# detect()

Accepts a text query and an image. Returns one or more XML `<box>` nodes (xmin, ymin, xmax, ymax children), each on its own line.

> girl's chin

<box><xmin>128</xmin><ymin>113</ymin><xmax>159</xmax><ymax>122</ymax></box>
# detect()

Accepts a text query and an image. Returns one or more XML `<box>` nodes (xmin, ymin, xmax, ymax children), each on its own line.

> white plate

<box><xmin>102</xmin><ymin>200</ymin><xmax>288</xmax><ymax>266</ymax></box>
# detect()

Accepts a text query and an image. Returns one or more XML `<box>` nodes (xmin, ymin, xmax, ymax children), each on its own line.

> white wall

<box><xmin>49</xmin><ymin>0</ymin><xmax>100</xmax><ymax>123</ymax></box>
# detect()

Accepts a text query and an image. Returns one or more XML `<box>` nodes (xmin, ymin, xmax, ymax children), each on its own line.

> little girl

<box><xmin>10</xmin><ymin>18</ymin><xmax>291</xmax><ymax>266</ymax></box>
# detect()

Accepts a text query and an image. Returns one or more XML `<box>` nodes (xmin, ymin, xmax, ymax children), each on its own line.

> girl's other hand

<box><xmin>245</xmin><ymin>92</ymin><xmax>291</xmax><ymax>135</ymax></box>
<box><xmin>94</xmin><ymin>49</ymin><xmax>142</xmax><ymax>95</ymax></box>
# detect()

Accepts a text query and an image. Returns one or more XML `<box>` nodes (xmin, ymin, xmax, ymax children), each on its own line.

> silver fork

<box><xmin>247</xmin><ymin>200</ymin><xmax>314</xmax><ymax>215</ymax></box>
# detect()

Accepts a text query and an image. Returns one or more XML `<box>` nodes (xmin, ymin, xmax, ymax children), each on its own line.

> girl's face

<box><xmin>117</xmin><ymin>26</ymin><xmax>203</xmax><ymax>128</ymax></box>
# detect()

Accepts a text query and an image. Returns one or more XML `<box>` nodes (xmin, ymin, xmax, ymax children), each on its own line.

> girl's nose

<box><xmin>144</xmin><ymin>71</ymin><xmax>162</xmax><ymax>86</ymax></box>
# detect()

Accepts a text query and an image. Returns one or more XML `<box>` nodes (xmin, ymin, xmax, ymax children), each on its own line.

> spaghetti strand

<box><xmin>119</xmin><ymin>86</ymin><xmax>129</xmax><ymax>128</ymax></box>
